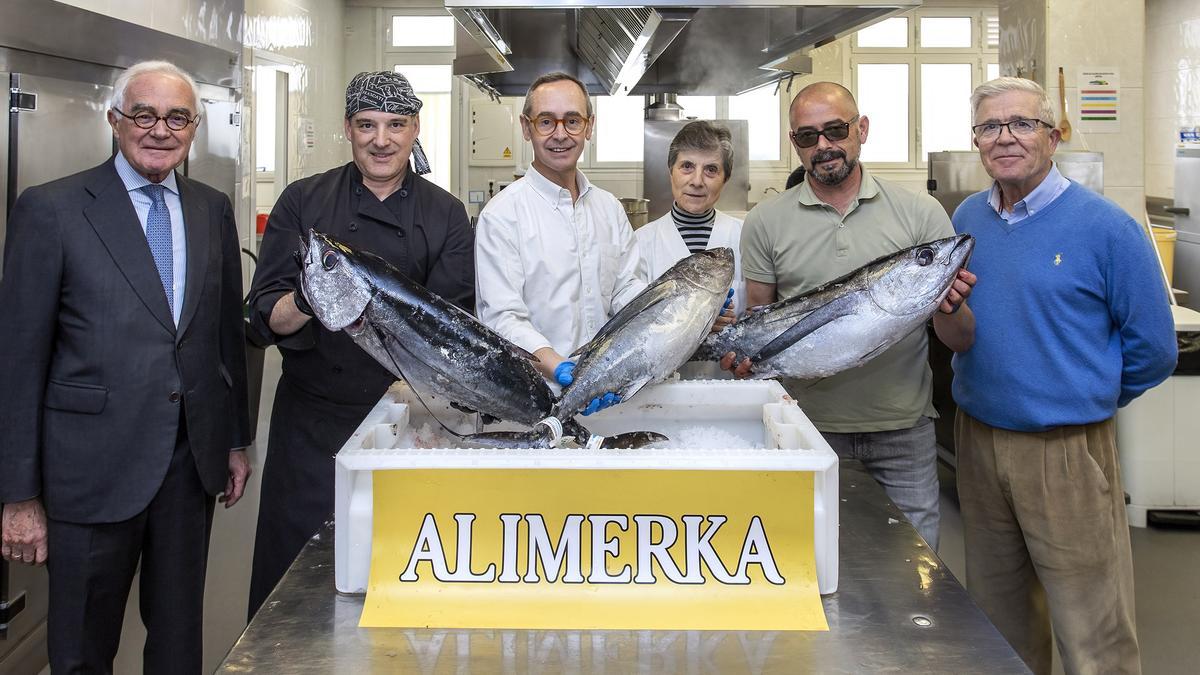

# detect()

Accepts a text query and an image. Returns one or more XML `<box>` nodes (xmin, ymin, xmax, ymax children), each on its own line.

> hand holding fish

<box><xmin>938</xmin><ymin>268</ymin><xmax>976</xmax><ymax>314</ymax></box>
<box><xmin>719</xmin><ymin>351</ymin><xmax>754</xmax><ymax>379</ymax></box>
<box><xmin>555</xmin><ymin>361</ymin><xmax>622</xmax><ymax>416</ymax></box>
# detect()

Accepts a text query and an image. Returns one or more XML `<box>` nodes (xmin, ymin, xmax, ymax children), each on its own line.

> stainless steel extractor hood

<box><xmin>447</xmin><ymin>0</ymin><xmax>920</xmax><ymax>96</ymax></box>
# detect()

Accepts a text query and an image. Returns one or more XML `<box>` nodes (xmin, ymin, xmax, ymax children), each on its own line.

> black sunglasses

<box><xmin>790</xmin><ymin>115</ymin><xmax>860</xmax><ymax>148</ymax></box>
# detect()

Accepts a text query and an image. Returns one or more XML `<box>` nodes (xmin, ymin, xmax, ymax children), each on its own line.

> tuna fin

<box><xmin>750</xmin><ymin>297</ymin><xmax>850</xmax><ymax>363</ymax></box>
<box><xmin>856</xmin><ymin>340</ymin><xmax>891</xmax><ymax>366</ymax></box>
<box><xmin>568</xmin><ymin>280</ymin><xmax>679</xmax><ymax>359</ymax></box>
<box><xmin>599</xmin><ymin>431</ymin><xmax>669</xmax><ymax>449</ymax></box>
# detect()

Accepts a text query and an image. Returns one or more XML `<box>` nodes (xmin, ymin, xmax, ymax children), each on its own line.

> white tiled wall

<box><xmin>1043</xmin><ymin>0</ymin><xmax>1145</xmax><ymax>220</ymax></box>
<box><xmin>1145</xmin><ymin>0</ymin><xmax>1200</xmax><ymax>198</ymax></box>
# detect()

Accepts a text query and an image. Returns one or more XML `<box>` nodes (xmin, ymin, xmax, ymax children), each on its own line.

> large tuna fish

<box><xmin>554</xmin><ymin>248</ymin><xmax>736</xmax><ymax>436</ymax></box>
<box><xmin>298</xmin><ymin>231</ymin><xmax>561</xmax><ymax>443</ymax></box>
<box><xmin>299</xmin><ymin>231</ymin><xmax>723</xmax><ymax>449</ymax></box>
<box><xmin>694</xmin><ymin>234</ymin><xmax>974</xmax><ymax>379</ymax></box>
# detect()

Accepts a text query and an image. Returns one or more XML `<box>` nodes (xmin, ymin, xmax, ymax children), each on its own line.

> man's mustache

<box><xmin>812</xmin><ymin>149</ymin><xmax>846</xmax><ymax>164</ymax></box>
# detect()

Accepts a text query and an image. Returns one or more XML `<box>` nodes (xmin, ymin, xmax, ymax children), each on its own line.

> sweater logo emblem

<box><xmin>1054</xmin><ymin>253</ymin><xmax>1063</xmax><ymax>266</ymax></box>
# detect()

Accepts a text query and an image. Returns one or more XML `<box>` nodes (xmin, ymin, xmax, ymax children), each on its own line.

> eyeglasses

<box><xmin>971</xmin><ymin>118</ymin><xmax>1050</xmax><ymax>141</ymax></box>
<box><xmin>790</xmin><ymin>116</ymin><xmax>859</xmax><ymax>148</ymax></box>
<box><xmin>112</xmin><ymin>107</ymin><xmax>199</xmax><ymax>131</ymax></box>
<box><xmin>523</xmin><ymin>113</ymin><xmax>589</xmax><ymax>137</ymax></box>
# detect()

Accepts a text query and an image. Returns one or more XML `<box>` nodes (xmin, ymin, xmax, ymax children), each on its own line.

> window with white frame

<box><xmin>851</xmin><ymin>8</ymin><xmax>998</xmax><ymax>167</ymax></box>
<box><xmin>593</xmin><ymin>88</ymin><xmax>784</xmax><ymax>166</ymax></box>
<box><xmin>386</xmin><ymin>12</ymin><xmax>457</xmax><ymax>191</ymax></box>
<box><xmin>595</xmin><ymin>95</ymin><xmax>646</xmax><ymax>163</ymax></box>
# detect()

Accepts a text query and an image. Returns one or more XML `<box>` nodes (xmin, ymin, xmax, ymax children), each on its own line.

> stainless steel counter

<box><xmin>219</xmin><ymin>462</ymin><xmax>1028</xmax><ymax>673</ymax></box>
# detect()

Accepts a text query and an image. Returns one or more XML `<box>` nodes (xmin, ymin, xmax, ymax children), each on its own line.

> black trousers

<box><xmin>247</xmin><ymin>377</ymin><xmax>373</xmax><ymax>620</ymax></box>
<box><xmin>46</xmin><ymin>424</ymin><xmax>215</xmax><ymax>675</ymax></box>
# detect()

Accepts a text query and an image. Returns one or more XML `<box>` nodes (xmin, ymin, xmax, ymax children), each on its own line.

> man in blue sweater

<box><xmin>952</xmin><ymin>77</ymin><xmax>1177</xmax><ymax>675</ymax></box>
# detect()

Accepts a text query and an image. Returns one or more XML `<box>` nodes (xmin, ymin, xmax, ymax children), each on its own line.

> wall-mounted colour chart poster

<box><xmin>1077</xmin><ymin>68</ymin><xmax>1120</xmax><ymax>133</ymax></box>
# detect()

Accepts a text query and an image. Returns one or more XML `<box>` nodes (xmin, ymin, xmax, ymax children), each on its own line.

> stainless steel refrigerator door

<box><xmin>2</xmin><ymin>71</ymin><xmax>114</xmax><ymax>673</ymax></box>
<box><xmin>1173</xmin><ymin>149</ymin><xmax>1200</xmax><ymax>308</ymax></box>
<box><xmin>186</xmin><ymin>83</ymin><xmax>240</xmax><ymax>205</ymax></box>
<box><xmin>10</xmin><ymin>72</ymin><xmax>114</xmax><ymax>195</ymax></box>
<box><xmin>1174</xmin><ymin>148</ymin><xmax>1200</xmax><ymax>237</ymax></box>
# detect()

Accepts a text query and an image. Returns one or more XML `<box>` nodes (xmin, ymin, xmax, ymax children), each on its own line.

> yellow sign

<box><xmin>502</xmin><ymin>146</ymin><xmax>512</xmax><ymax>159</ymax></box>
<box><xmin>360</xmin><ymin>469</ymin><xmax>827</xmax><ymax>631</ymax></box>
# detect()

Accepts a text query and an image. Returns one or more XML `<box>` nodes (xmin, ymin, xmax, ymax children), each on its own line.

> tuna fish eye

<box><xmin>322</xmin><ymin>251</ymin><xmax>340</xmax><ymax>271</ymax></box>
<box><xmin>915</xmin><ymin>247</ymin><xmax>935</xmax><ymax>266</ymax></box>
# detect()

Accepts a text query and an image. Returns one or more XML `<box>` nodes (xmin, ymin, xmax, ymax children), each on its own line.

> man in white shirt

<box><xmin>476</xmin><ymin>72</ymin><xmax>647</xmax><ymax>409</ymax></box>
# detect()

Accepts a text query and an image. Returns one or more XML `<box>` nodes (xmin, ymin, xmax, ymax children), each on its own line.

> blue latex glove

<box><xmin>554</xmin><ymin>361</ymin><xmax>621</xmax><ymax>415</ymax></box>
<box><xmin>583</xmin><ymin>392</ymin><xmax>621</xmax><ymax>416</ymax></box>
<box><xmin>722</xmin><ymin>288</ymin><xmax>735</xmax><ymax>312</ymax></box>
<box><xmin>554</xmin><ymin>360</ymin><xmax>576</xmax><ymax>386</ymax></box>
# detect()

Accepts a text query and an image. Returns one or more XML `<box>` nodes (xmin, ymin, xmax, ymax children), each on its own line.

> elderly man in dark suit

<box><xmin>0</xmin><ymin>60</ymin><xmax>251</xmax><ymax>674</ymax></box>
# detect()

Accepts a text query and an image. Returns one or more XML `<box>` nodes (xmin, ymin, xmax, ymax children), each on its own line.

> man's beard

<box><xmin>809</xmin><ymin>149</ymin><xmax>856</xmax><ymax>186</ymax></box>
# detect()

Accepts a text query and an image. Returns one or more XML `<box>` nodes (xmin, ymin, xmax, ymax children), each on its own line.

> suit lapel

<box><xmin>83</xmin><ymin>161</ymin><xmax>175</xmax><ymax>334</ymax></box>
<box><xmin>175</xmin><ymin>176</ymin><xmax>210</xmax><ymax>337</ymax></box>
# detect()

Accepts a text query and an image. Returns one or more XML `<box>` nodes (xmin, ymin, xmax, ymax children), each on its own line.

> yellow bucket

<box><xmin>1152</xmin><ymin>227</ymin><xmax>1177</xmax><ymax>287</ymax></box>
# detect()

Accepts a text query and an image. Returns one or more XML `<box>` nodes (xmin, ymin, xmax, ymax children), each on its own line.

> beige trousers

<box><xmin>955</xmin><ymin>411</ymin><xmax>1140</xmax><ymax>675</ymax></box>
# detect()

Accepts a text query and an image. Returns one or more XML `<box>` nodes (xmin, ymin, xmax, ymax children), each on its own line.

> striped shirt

<box><xmin>671</xmin><ymin>202</ymin><xmax>716</xmax><ymax>253</ymax></box>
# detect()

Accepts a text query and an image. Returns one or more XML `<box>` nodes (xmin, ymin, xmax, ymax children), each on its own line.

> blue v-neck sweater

<box><xmin>951</xmin><ymin>182</ymin><xmax>1177</xmax><ymax>432</ymax></box>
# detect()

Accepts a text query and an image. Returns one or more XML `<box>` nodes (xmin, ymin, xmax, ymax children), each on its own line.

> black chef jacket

<box><xmin>245</xmin><ymin>161</ymin><xmax>474</xmax><ymax>618</ymax></box>
<box><xmin>248</xmin><ymin>161</ymin><xmax>474</xmax><ymax>405</ymax></box>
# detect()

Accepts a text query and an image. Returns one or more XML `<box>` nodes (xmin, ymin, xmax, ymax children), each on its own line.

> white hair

<box><xmin>970</xmin><ymin>77</ymin><xmax>1056</xmax><ymax>127</ymax></box>
<box><xmin>110</xmin><ymin>60</ymin><xmax>202</xmax><ymax>114</ymax></box>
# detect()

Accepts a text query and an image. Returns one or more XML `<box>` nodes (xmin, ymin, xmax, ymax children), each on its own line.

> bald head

<box><xmin>789</xmin><ymin>82</ymin><xmax>859</xmax><ymax>126</ymax></box>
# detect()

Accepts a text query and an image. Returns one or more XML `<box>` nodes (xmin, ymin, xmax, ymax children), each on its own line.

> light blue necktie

<box><xmin>140</xmin><ymin>184</ymin><xmax>174</xmax><ymax>315</ymax></box>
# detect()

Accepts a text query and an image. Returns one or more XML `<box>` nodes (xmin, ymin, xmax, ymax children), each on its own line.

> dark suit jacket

<box><xmin>0</xmin><ymin>157</ymin><xmax>251</xmax><ymax>523</ymax></box>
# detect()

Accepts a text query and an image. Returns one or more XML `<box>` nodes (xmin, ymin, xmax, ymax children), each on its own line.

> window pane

<box><xmin>984</xmin><ymin>14</ymin><xmax>1000</xmax><ymax>49</ymax></box>
<box><xmin>857</xmin><ymin>17</ymin><xmax>908</xmax><ymax>48</ymax></box>
<box><xmin>921</xmin><ymin>63</ymin><xmax>973</xmax><ymax>157</ymax></box>
<box><xmin>857</xmin><ymin>63</ymin><xmax>909</xmax><ymax>163</ymax></box>
<box><xmin>920</xmin><ymin>17</ymin><xmax>972</xmax><ymax>48</ymax></box>
<box><xmin>987</xmin><ymin>63</ymin><xmax>1000</xmax><ymax>81</ymax></box>
<box><xmin>394</xmin><ymin>64</ymin><xmax>453</xmax><ymax>93</ymax></box>
<box><xmin>391</xmin><ymin>15</ymin><xmax>455</xmax><ymax>47</ymax></box>
<box><xmin>729</xmin><ymin>86</ymin><xmax>781</xmax><ymax>161</ymax></box>
<box><xmin>677</xmin><ymin>95</ymin><xmax>716</xmax><ymax>120</ymax></box>
<box><xmin>254</xmin><ymin>67</ymin><xmax>277</xmax><ymax>172</ymax></box>
<box><xmin>395</xmin><ymin>65</ymin><xmax>453</xmax><ymax>189</ymax></box>
<box><xmin>596</xmin><ymin>95</ymin><xmax>645</xmax><ymax>162</ymax></box>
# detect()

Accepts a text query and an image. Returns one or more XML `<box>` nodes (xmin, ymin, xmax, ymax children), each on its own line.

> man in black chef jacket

<box><xmin>246</xmin><ymin>71</ymin><xmax>474</xmax><ymax>618</ymax></box>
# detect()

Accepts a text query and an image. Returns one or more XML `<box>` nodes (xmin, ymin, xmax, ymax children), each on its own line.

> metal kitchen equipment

<box><xmin>446</xmin><ymin>1</ymin><xmax>919</xmax><ymax>96</ymax></box>
<box><xmin>620</xmin><ymin>197</ymin><xmax>650</xmax><ymax>229</ymax></box>
<box><xmin>1172</xmin><ymin>147</ymin><xmax>1200</xmax><ymax>310</ymax></box>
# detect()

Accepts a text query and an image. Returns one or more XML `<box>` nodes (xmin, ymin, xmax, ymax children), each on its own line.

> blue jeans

<box><xmin>821</xmin><ymin>417</ymin><xmax>940</xmax><ymax>550</ymax></box>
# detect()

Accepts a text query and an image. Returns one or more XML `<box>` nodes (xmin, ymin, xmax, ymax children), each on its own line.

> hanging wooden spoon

<box><xmin>1057</xmin><ymin>67</ymin><xmax>1073</xmax><ymax>141</ymax></box>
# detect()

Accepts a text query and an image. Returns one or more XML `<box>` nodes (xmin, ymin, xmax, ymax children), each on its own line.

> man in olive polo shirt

<box><xmin>730</xmin><ymin>82</ymin><xmax>976</xmax><ymax>549</ymax></box>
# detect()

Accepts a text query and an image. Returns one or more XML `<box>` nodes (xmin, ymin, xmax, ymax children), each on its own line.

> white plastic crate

<box><xmin>334</xmin><ymin>379</ymin><xmax>840</xmax><ymax>595</ymax></box>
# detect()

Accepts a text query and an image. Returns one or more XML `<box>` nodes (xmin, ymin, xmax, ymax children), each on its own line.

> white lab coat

<box><xmin>636</xmin><ymin>209</ymin><xmax>745</xmax><ymax>379</ymax></box>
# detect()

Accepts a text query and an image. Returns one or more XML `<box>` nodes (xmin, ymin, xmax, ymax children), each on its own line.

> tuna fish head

<box><xmin>669</xmin><ymin>247</ymin><xmax>736</xmax><ymax>293</ymax></box>
<box><xmin>867</xmin><ymin>234</ymin><xmax>974</xmax><ymax>317</ymax></box>
<box><xmin>299</xmin><ymin>229</ymin><xmax>374</xmax><ymax>331</ymax></box>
